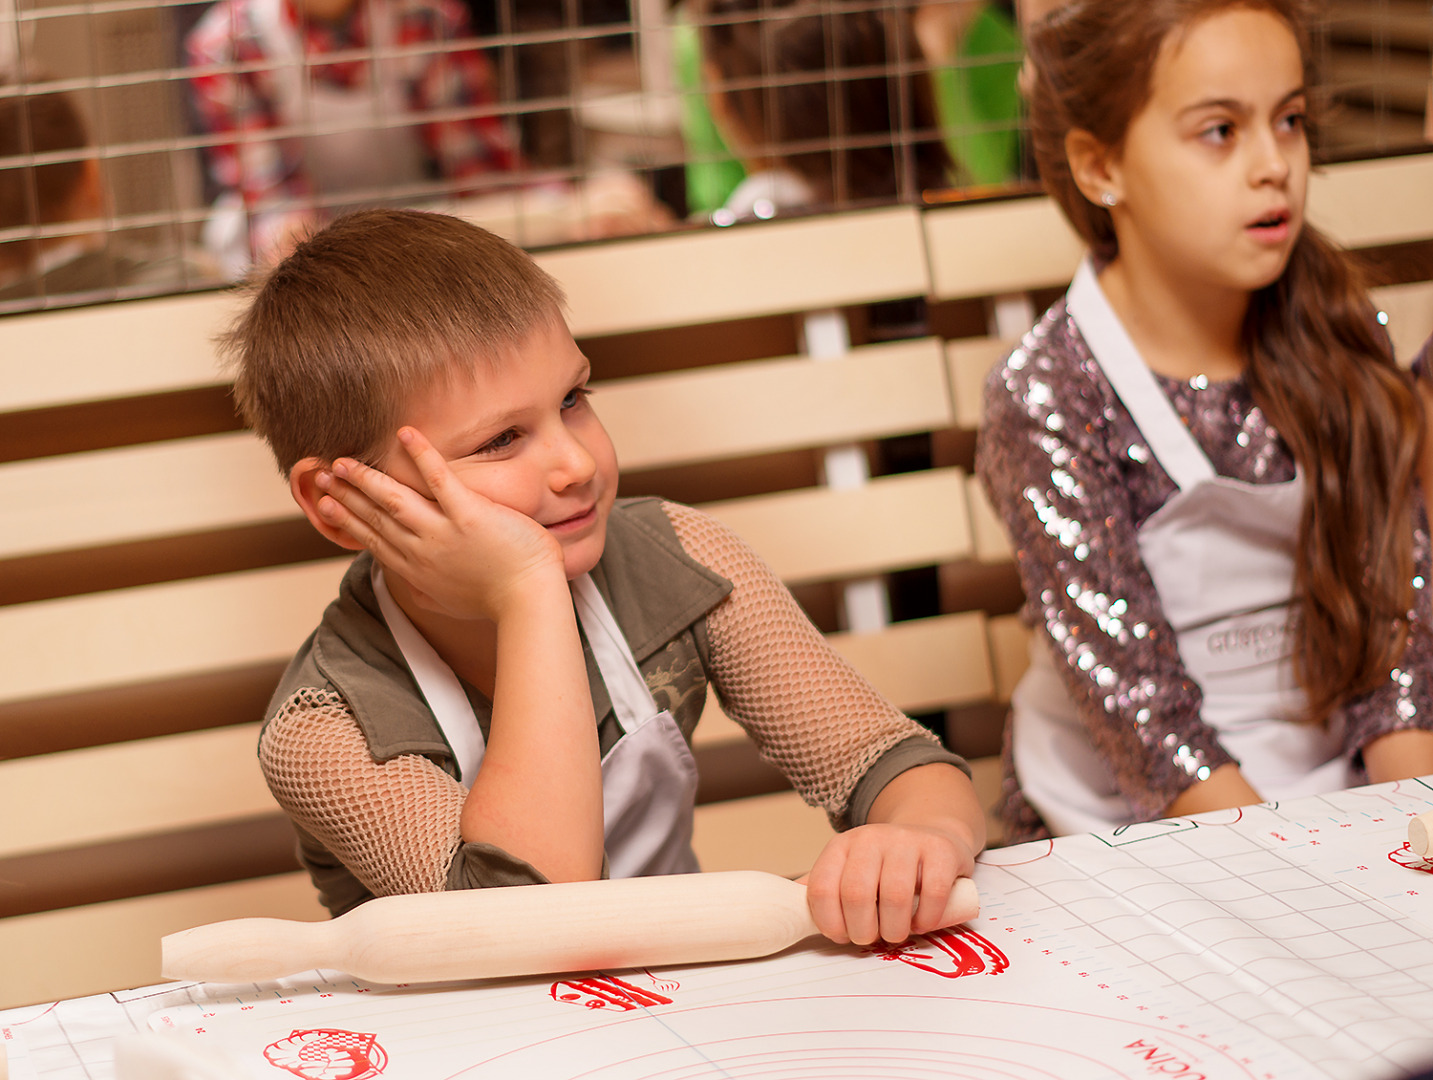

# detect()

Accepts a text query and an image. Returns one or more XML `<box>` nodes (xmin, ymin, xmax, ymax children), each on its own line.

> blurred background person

<box><xmin>0</xmin><ymin>78</ymin><xmax>220</xmax><ymax>306</ymax></box>
<box><xmin>185</xmin><ymin>0</ymin><xmax>516</xmax><ymax>275</ymax></box>
<box><xmin>693</xmin><ymin>0</ymin><xmax>952</xmax><ymax>222</ymax></box>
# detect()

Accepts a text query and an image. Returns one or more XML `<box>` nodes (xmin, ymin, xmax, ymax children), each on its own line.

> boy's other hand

<box><xmin>803</xmin><ymin>761</ymin><xmax>984</xmax><ymax>946</ymax></box>
<box><xmin>315</xmin><ymin>427</ymin><xmax>564</xmax><ymax>621</ymax></box>
<box><xmin>803</xmin><ymin>820</ymin><xmax>978</xmax><ymax>947</ymax></box>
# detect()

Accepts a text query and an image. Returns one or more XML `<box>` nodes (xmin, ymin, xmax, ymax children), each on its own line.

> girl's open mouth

<box><xmin>1248</xmin><ymin>209</ymin><xmax>1291</xmax><ymax>237</ymax></box>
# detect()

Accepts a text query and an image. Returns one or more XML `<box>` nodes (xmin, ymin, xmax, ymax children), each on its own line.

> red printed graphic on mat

<box><xmin>263</xmin><ymin>1029</ymin><xmax>388</xmax><ymax>1079</ymax></box>
<box><xmin>868</xmin><ymin>926</ymin><xmax>1011</xmax><ymax>978</ymax></box>
<box><xmin>550</xmin><ymin>975</ymin><xmax>674</xmax><ymax>1011</ymax></box>
<box><xmin>1389</xmin><ymin>841</ymin><xmax>1433</xmax><ymax>875</ymax></box>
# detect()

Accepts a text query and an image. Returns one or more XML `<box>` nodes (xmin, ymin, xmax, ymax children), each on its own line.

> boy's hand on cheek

<box><xmin>316</xmin><ymin>428</ymin><xmax>565</xmax><ymax>622</ymax></box>
<box><xmin>803</xmin><ymin>823</ymin><xmax>977</xmax><ymax>947</ymax></box>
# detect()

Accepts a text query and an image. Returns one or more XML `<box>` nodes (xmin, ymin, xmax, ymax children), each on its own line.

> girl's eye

<box><xmin>1277</xmin><ymin>109</ymin><xmax>1307</xmax><ymax>135</ymax></box>
<box><xmin>562</xmin><ymin>387</ymin><xmax>593</xmax><ymax>410</ymax></box>
<box><xmin>1200</xmin><ymin>120</ymin><xmax>1235</xmax><ymax>146</ymax></box>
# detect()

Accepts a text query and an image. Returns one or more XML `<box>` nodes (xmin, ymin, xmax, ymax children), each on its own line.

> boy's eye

<box><xmin>562</xmin><ymin>387</ymin><xmax>593</xmax><ymax>410</ymax></box>
<box><xmin>476</xmin><ymin>429</ymin><xmax>519</xmax><ymax>455</ymax></box>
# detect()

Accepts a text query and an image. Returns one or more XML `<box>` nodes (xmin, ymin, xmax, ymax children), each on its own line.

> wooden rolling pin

<box><xmin>1410</xmin><ymin>810</ymin><xmax>1433</xmax><ymax>857</ymax></box>
<box><xmin>162</xmin><ymin>870</ymin><xmax>979</xmax><ymax>985</ymax></box>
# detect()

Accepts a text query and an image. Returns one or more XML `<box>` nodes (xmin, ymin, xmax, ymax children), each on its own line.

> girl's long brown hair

<box><xmin>1025</xmin><ymin>0</ymin><xmax>1425</xmax><ymax>724</ymax></box>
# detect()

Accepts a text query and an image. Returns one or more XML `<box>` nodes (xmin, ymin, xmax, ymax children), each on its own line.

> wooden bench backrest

<box><xmin>3</xmin><ymin>155</ymin><xmax>1431</xmax><ymax>1006</ymax></box>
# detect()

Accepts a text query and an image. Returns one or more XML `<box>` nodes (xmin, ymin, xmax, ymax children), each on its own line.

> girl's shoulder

<box><xmin>982</xmin><ymin>296</ymin><xmax>1111</xmax><ymax>423</ymax></box>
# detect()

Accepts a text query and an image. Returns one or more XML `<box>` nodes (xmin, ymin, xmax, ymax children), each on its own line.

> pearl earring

<box><xmin>1100</xmin><ymin>192</ymin><xmax>1118</xmax><ymax>208</ymax></box>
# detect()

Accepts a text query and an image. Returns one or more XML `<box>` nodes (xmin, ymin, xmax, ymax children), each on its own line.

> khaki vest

<box><xmin>265</xmin><ymin>497</ymin><xmax>733</xmax><ymax>913</ymax></box>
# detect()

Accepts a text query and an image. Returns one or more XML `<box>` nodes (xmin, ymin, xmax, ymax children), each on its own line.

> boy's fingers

<box><xmin>876</xmin><ymin>850</ymin><xmax>921</xmax><ymax>945</ymax></box>
<box><xmin>397</xmin><ymin>428</ymin><xmax>469</xmax><ymax>517</ymax></box>
<box><xmin>320</xmin><ymin>472</ymin><xmax>407</xmax><ymax>539</ymax></box>
<box><xmin>837</xmin><ymin>848</ymin><xmax>884</xmax><ymax>947</ymax></box>
<box><xmin>330</xmin><ymin>458</ymin><xmax>441</xmax><ymax>536</ymax></box>
<box><xmin>909</xmin><ymin>848</ymin><xmax>961</xmax><ymax>936</ymax></box>
<box><xmin>803</xmin><ymin>855</ymin><xmax>851</xmax><ymax>946</ymax></box>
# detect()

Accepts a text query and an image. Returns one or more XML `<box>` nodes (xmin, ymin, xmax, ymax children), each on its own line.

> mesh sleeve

<box><xmin>661</xmin><ymin>501</ymin><xmax>949</xmax><ymax>825</ymax></box>
<box><xmin>259</xmin><ymin>687</ymin><xmax>467</xmax><ymax>897</ymax></box>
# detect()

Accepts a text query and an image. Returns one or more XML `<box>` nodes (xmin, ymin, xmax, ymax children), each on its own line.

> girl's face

<box><xmin>1104</xmin><ymin>6</ymin><xmax>1309</xmax><ymax>296</ymax></box>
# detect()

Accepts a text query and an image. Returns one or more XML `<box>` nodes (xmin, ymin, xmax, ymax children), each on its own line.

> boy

<box><xmin>226</xmin><ymin>208</ymin><xmax>985</xmax><ymax>946</ymax></box>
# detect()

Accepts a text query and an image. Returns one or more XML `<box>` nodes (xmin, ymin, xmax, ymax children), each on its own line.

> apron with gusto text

<box><xmin>1011</xmin><ymin>260</ymin><xmax>1349</xmax><ymax>835</ymax></box>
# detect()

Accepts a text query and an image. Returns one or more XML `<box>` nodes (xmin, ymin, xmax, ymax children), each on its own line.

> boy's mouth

<box><xmin>547</xmin><ymin>505</ymin><xmax>596</xmax><ymax>532</ymax></box>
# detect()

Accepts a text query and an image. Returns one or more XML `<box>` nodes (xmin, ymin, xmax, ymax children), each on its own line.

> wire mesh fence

<box><xmin>0</xmin><ymin>0</ymin><xmax>1427</xmax><ymax>314</ymax></box>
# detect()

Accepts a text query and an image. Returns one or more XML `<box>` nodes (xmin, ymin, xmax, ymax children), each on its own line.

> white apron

<box><xmin>1011</xmin><ymin>260</ymin><xmax>1350</xmax><ymax>835</ymax></box>
<box><xmin>372</xmin><ymin>566</ymin><xmax>701</xmax><ymax>878</ymax></box>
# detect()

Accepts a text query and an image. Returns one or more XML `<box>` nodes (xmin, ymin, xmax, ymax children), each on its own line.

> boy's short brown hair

<box><xmin>222</xmin><ymin>209</ymin><xmax>566</xmax><ymax>474</ymax></box>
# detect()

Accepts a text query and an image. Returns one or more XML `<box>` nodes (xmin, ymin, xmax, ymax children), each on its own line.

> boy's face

<box><xmin>378</xmin><ymin>320</ymin><xmax>619</xmax><ymax>582</ymax></box>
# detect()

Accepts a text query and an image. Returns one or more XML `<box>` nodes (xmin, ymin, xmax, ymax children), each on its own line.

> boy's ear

<box><xmin>289</xmin><ymin>457</ymin><xmax>365</xmax><ymax>552</ymax></box>
<box><xmin>1065</xmin><ymin>128</ymin><xmax>1122</xmax><ymax>208</ymax></box>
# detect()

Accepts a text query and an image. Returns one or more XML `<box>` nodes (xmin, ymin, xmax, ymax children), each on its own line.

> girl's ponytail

<box><xmin>1244</xmin><ymin>228</ymin><xmax>1424</xmax><ymax>723</ymax></box>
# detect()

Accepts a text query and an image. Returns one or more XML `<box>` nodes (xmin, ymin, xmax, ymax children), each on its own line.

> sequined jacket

<box><xmin>977</xmin><ymin>303</ymin><xmax>1433</xmax><ymax>843</ymax></box>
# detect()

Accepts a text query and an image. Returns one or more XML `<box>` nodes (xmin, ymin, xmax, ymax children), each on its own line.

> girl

<box><xmin>977</xmin><ymin>0</ymin><xmax>1433</xmax><ymax>842</ymax></box>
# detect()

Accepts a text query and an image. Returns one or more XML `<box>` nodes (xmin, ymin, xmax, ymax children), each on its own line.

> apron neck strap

<box><xmin>1067</xmin><ymin>259</ymin><xmax>1216</xmax><ymax>491</ymax></box>
<box><xmin>571</xmin><ymin>574</ymin><xmax>658</xmax><ymax>735</ymax></box>
<box><xmin>371</xmin><ymin>564</ymin><xmax>485</xmax><ymax>782</ymax></box>
<box><xmin>371</xmin><ymin>567</ymin><xmax>660</xmax><ymax>785</ymax></box>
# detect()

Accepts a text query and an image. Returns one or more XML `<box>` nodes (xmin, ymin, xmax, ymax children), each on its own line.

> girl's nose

<box><xmin>1251</xmin><ymin>127</ymin><xmax>1292</xmax><ymax>185</ymax></box>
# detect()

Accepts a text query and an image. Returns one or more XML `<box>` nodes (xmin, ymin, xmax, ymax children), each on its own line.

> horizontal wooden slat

<box><xmin>925</xmin><ymin>197</ymin><xmax>1085</xmax><ymax>301</ymax></box>
<box><xmin>2</xmin><ymin>340</ymin><xmax>952</xmax><ymax>564</ymax></box>
<box><xmin>701</xmin><ymin>468</ymin><xmax>973</xmax><ymax>586</ymax></box>
<box><xmin>0</xmin><ymin>724</ymin><xmax>275</xmax><ymax>860</ymax></box>
<box><xmin>0</xmin><ymin>872</ymin><xmax>326</xmax><ymax>1009</ymax></box>
<box><xmin>0</xmin><ymin>814</ymin><xmax>302</xmax><ymax>918</ymax></box>
<box><xmin>946</xmin><ymin>336</ymin><xmax>1015</xmax><ymax>430</ymax></box>
<box><xmin>828</xmin><ymin>613</ymin><xmax>995</xmax><ymax>713</ymax></box>
<box><xmin>0</xmin><ymin>292</ymin><xmax>237</xmax><ymax>414</ymax></box>
<box><xmin>601</xmin><ymin>338</ymin><xmax>952</xmax><ymax>471</ymax></box>
<box><xmin>1306</xmin><ymin>153</ymin><xmax>1433</xmax><ymax>249</ymax></box>
<box><xmin>1329</xmin><ymin>1</ymin><xmax>1433</xmax><ymax>48</ymax></box>
<box><xmin>0</xmin><ymin>558</ymin><xmax>351</xmax><ymax>706</ymax></box>
<box><xmin>1</xmin><ymin>432</ymin><xmax>289</xmax><ymax>562</ymax></box>
<box><xmin>1328</xmin><ymin>51</ymin><xmax>1433</xmax><ymax>112</ymax></box>
<box><xmin>692</xmin><ymin>789</ymin><xmax>833</xmax><ymax>879</ymax></box>
<box><xmin>988</xmin><ymin>614</ymin><xmax>1032</xmax><ymax>705</ymax></box>
<box><xmin>966</xmin><ymin>474</ymin><xmax>1013</xmax><ymax>563</ymax></box>
<box><xmin>543</xmin><ymin>206</ymin><xmax>929</xmax><ymax>338</ymax></box>
<box><xmin>0</xmin><ymin>661</ymin><xmax>288</xmax><ymax>761</ymax></box>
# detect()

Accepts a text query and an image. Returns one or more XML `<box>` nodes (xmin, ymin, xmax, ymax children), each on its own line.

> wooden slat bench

<box><xmin>3</xmin><ymin>152</ymin><xmax>1430</xmax><ymax>1009</ymax></box>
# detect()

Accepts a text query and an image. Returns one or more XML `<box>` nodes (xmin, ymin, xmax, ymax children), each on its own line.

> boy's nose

<box><xmin>545</xmin><ymin>427</ymin><xmax>598</xmax><ymax>491</ymax></box>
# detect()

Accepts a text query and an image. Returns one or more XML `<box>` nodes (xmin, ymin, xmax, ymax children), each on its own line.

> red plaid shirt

<box><xmin>186</xmin><ymin>0</ymin><xmax>515</xmax><ymax>214</ymax></box>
